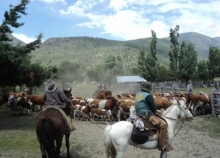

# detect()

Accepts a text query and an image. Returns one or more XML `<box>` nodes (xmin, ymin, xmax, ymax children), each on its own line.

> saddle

<box><xmin>40</xmin><ymin>106</ymin><xmax>69</xmax><ymax>132</ymax></box>
<box><xmin>130</xmin><ymin>114</ymin><xmax>166</xmax><ymax>144</ymax></box>
<box><xmin>140</xmin><ymin>118</ymin><xmax>158</xmax><ymax>136</ymax></box>
<box><xmin>142</xmin><ymin>114</ymin><xmax>167</xmax><ymax>135</ymax></box>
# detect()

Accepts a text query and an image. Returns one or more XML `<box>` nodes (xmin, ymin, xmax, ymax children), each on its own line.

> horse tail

<box><xmin>41</xmin><ymin>119</ymin><xmax>56</xmax><ymax>158</ymax></box>
<box><xmin>104</xmin><ymin>124</ymin><xmax>116</xmax><ymax>158</ymax></box>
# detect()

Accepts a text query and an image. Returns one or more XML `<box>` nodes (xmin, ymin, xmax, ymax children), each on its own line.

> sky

<box><xmin>0</xmin><ymin>0</ymin><xmax>220</xmax><ymax>43</ymax></box>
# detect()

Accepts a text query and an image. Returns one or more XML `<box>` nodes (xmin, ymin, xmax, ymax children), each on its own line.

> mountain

<box><xmin>7</xmin><ymin>33</ymin><xmax>26</xmax><ymax>46</ymax></box>
<box><xmin>179</xmin><ymin>32</ymin><xmax>220</xmax><ymax>59</ymax></box>
<box><xmin>30</xmin><ymin>32</ymin><xmax>220</xmax><ymax>68</ymax></box>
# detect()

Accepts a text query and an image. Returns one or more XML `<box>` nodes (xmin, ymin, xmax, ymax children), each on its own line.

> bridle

<box><xmin>162</xmin><ymin>100</ymin><xmax>192</xmax><ymax>137</ymax></box>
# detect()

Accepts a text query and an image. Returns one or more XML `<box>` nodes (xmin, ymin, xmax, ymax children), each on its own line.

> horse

<box><xmin>104</xmin><ymin>99</ymin><xmax>193</xmax><ymax>158</ymax></box>
<box><xmin>36</xmin><ymin>88</ymin><xmax>73</xmax><ymax>158</ymax></box>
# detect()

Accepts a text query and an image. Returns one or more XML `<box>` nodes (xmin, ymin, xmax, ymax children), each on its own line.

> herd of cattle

<box><xmin>0</xmin><ymin>88</ymin><xmax>212</xmax><ymax>123</ymax></box>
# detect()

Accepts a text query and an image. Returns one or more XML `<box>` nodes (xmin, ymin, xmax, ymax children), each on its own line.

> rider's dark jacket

<box><xmin>134</xmin><ymin>90</ymin><xmax>157</xmax><ymax>116</ymax></box>
<box><xmin>44</xmin><ymin>88</ymin><xmax>71</xmax><ymax>106</ymax></box>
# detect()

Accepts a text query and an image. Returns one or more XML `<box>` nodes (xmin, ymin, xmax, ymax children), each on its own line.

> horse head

<box><xmin>176</xmin><ymin>99</ymin><xmax>193</xmax><ymax>121</ymax></box>
<box><xmin>63</xmin><ymin>88</ymin><xmax>73</xmax><ymax>100</ymax></box>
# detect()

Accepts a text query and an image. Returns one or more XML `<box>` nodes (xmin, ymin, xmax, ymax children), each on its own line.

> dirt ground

<box><xmin>0</xmin><ymin>115</ymin><xmax>220</xmax><ymax>158</ymax></box>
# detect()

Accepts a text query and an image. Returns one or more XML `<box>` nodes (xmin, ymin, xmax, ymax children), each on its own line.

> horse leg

<box><xmin>40</xmin><ymin>143</ymin><xmax>47</xmax><ymax>158</ymax></box>
<box><xmin>160</xmin><ymin>150</ymin><xmax>167</xmax><ymax>158</ymax></box>
<box><xmin>65</xmin><ymin>132</ymin><xmax>71</xmax><ymax>158</ymax></box>
<box><xmin>55</xmin><ymin>138</ymin><xmax>63</xmax><ymax>158</ymax></box>
<box><xmin>117</xmin><ymin>109</ymin><xmax>121</xmax><ymax>121</ymax></box>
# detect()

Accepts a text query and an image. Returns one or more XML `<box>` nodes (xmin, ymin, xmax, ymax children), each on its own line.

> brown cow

<box><xmin>116</xmin><ymin>99</ymin><xmax>135</xmax><ymax>121</ymax></box>
<box><xmin>88</xmin><ymin>96</ymin><xmax>118</xmax><ymax>111</ymax></box>
<box><xmin>90</xmin><ymin>108</ymin><xmax>112</xmax><ymax>123</ymax></box>
<box><xmin>72</xmin><ymin>98</ymin><xmax>87</xmax><ymax>106</ymax></box>
<box><xmin>25</xmin><ymin>94</ymin><xmax>44</xmax><ymax>112</ymax></box>
<box><xmin>184</xmin><ymin>92</ymin><xmax>211</xmax><ymax>115</ymax></box>
<box><xmin>87</xmin><ymin>96</ymin><xmax>118</xmax><ymax>120</ymax></box>
<box><xmin>153</xmin><ymin>97</ymin><xmax>173</xmax><ymax>110</ymax></box>
<box><xmin>73</xmin><ymin>104</ymin><xmax>91</xmax><ymax>120</ymax></box>
<box><xmin>93</xmin><ymin>90</ymin><xmax>112</xmax><ymax>99</ymax></box>
<box><xmin>116</xmin><ymin>93</ymin><xmax>135</xmax><ymax>100</ymax></box>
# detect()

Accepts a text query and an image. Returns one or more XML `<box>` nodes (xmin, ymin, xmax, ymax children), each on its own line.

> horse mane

<box><xmin>162</xmin><ymin>99</ymin><xmax>178</xmax><ymax>115</ymax></box>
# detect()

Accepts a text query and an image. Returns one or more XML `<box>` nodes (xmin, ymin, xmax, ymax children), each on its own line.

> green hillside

<box><xmin>30</xmin><ymin>32</ymin><xmax>220</xmax><ymax>68</ymax></box>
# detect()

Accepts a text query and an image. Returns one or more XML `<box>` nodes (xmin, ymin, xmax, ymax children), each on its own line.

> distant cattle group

<box><xmin>69</xmin><ymin>90</ymin><xmax>213</xmax><ymax>123</ymax></box>
<box><xmin>0</xmin><ymin>88</ymin><xmax>212</xmax><ymax>121</ymax></box>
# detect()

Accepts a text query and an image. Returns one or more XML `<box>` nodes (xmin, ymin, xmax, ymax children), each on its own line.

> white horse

<box><xmin>104</xmin><ymin>99</ymin><xmax>193</xmax><ymax>158</ymax></box>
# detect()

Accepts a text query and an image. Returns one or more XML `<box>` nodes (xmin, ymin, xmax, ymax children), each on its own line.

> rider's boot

<box><xmin>164</xmin><ymin>142</ymin><xmax>173</xmax><ymax>151</ymax></box>
<box><xmin>158</xmin><ymin>128</ymin><xmax>173</xmax><ymax>152</ymax></box>
<box><xmin>67</xmin><ymin>115</ymin><xmax>76</xmax><ymax>131</ymax></box>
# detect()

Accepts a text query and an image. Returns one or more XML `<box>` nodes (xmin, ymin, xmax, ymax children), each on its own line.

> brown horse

<box><xmin>36</xmin><ymin>88</ymin><xmax>73</xmax><ymax>158</ymax></box>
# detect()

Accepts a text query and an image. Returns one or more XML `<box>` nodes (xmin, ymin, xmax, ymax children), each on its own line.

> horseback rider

<box><xmin>134</xmin><ymin>81</ymin><xmax>173</xmax><ymax>151</ymax></box>
<box><xmin>44</xmin><ymin>79</ymin><xmax>76</xmax><ymax>131</ymax></box>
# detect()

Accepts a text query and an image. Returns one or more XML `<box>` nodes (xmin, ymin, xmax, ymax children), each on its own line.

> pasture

<box><xmin>0</xmin><ymin>86</ymin><xmax>220</xmax><ymax>158</ymax></box>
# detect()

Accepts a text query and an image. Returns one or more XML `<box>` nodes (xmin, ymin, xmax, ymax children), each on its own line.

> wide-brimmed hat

<box><xmin>140</xmin><ymin>81</ymin><xmax>151</xmax><ymax>92</ymax></box>
<box><xmin>45</xmin><ymin>80</ymin><xmax>58</xmax><ymax>92</ymax></box>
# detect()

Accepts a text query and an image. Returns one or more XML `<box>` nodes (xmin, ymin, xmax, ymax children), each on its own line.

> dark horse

<box><xmin>36</xmin><ymin>88</ymin><xmax>73</xmax><ymax>158</ymax></box>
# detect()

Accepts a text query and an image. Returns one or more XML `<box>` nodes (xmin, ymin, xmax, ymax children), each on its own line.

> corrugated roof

<box><xmin>117</xmin><ymin>76</ymin><xmax>146</xmax><ymax>83</ymax></box>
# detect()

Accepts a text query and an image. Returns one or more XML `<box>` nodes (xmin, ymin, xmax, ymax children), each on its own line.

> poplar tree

<box><xmin>179</xmin><ymin>42</ymin><xmax>197</xmax><ymax>84</ymax></box>
<box><xmin>197</xmin><ymin>60</ymin><xmax>209</xmax><ymax>82</ymax></box>
<box><xmin>168</xmin><ymin>25</ymin><xmax>180</xmax><ymax>80</ymax></box>
<box><xmin>207</xmin><ymin>46</ymin><xmax>220</xmax><ymax>82</ymax></box>
<box><xmin>145</xmin><ymin>30</ymin><xmax>159</xmax><ymax>81</ymax></box>
<box><xmin>137</xmin><ymin>49</ymin><xmax>148</xmax><ymax>79</ymax></box>
<box><xmin>137</xmin><ymin>30</ymin><xmax>159</xmax><ymax>81</ymax></box>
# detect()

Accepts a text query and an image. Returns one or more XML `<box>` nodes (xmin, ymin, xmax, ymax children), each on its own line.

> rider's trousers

<box><xmin>148</xmin><ymin>115</ymin><xmax>168</xmax><ymax>148</ymax></box>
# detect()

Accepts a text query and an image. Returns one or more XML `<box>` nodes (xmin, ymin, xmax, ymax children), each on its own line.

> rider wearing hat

<box><xmin>134</xmin><ymin>81</ymin><xmax>173</xmax><ymax>151</ymax></box>
<box><xmin>44</xmin><ymin>79</ymin><xmax>76</xmax><ymax>131</ymax></box>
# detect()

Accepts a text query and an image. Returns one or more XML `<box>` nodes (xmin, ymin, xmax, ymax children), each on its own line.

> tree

<box><xmin>207</xmin><ymin>46</ymin><xmax>220</xmax><ymax>82</ymax></box>
<box><xmin>0</xmin><ymin>0</ymin><xmax>53</xmax><ymax>91</ymax></box>
<box><xmin>168</xmin><ymin>25</ymin><xmax>180</xmax><ymax>80</ymax></box>
<box><xmin>197</xmin><ymin>60</ymin><xmax>209</xmax><ymax>82</ymax></box>
<box><xmin>145</xmin><ymin>30</ymin><xmax>159</xmax><ymax>81</ymax></box>
<box><xmin>137</xmin><ymin>49</ymin><xmax>148</xmax><ymax>79</ymax></box>
<box><xmin>136</xmin><ymin>30</ymin><xmax>159</xmax><ymax>81</ymax></box>
<box><xmin>157</xmin><ymin>65</ymin><xmax>170</xmax><ymax>82</ymax></box>
<box><xmin>179</xmin><ymin>42</ymin><xmax>197</xmax><ymax>84</ymax></box>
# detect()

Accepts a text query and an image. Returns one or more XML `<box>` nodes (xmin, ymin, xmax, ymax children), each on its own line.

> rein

<box><xmin>162</xmin><ymin>101</ymin><xmax>188</xmax><ymax>137</ymax></box>
<box><xmin>161</xmin><ymin>114</ymin><xmax>185</xmax><ymax>137</ymax></box>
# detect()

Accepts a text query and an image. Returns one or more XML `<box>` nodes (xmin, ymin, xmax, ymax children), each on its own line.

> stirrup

<box><xmin>158</xmin><ymin>143</ymin><xmax>173</xmax><ymax>152</ymax></box>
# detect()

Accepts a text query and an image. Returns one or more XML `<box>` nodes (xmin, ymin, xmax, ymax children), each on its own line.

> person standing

<box><xmin>134</xmin><ymin>82</ymin><xmax>173</xmax><ymax>151</ymax></box>
<box><xmin>187</xmin><ymin>80</ymin><xmax>193</xmax><ymax>94</ymax></box>
<box><xmin>172</xmin><ymin>80</ymin><xmax>179</xmax><ymax>93</ymax></box>
<box><xmin>151</xmin><ymin>82</ymin><xmax>156</xmax><ymax>93</ymax></box>
<box><xmin>159</xmin><ymin>82</ymin><xmax>165</xmax><ymax>93</ymax></box>
<box><xmin>44</xmin><ymin>79</ymin><xmax>76</xmax><ymax>131</ymax></box>
<box><xmin>210</xmin><ymin>81</ymin><xmax>219</xmax><ymax>116</ymax></box>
